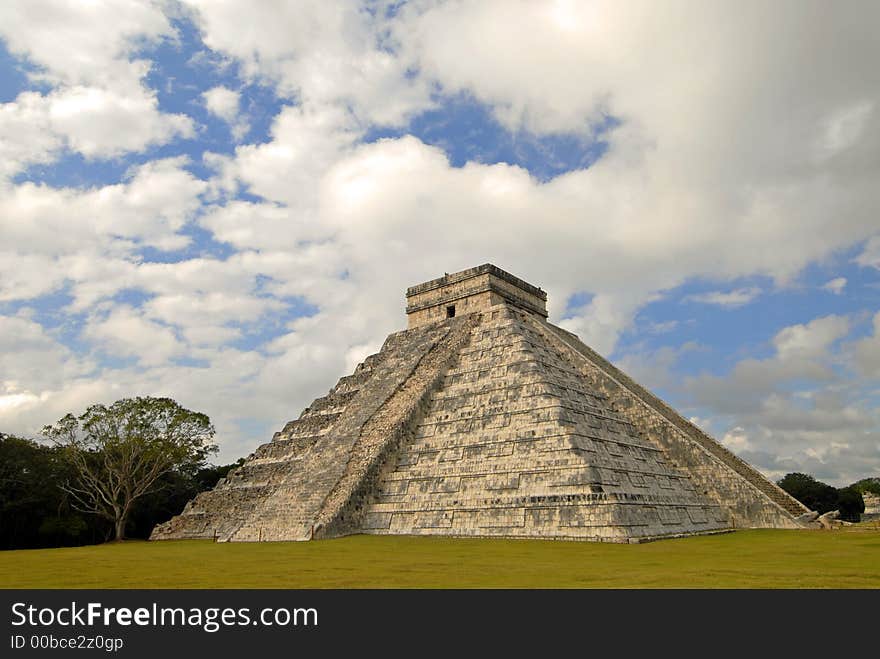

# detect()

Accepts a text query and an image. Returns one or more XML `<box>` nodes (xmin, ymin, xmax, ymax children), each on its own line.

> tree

<box><xmin>43</xmin><ymin>397</ymin><xmax>217</xmax><ymax>541</ymax></box>
<box><xmin>849</xmin><ymin>477</ymin><xmax>880</xmax><ymax>497</ymax></box>
<box><xmin>127</xmin><ymin>458</ymin><xmax>244</xmax><ymax>539</ymax></box>
<box><xmin>777</xmin><ymin>473</ymin><xmax>839</xmax><ymax>514</ymax></box>
<box><xmin>0</xmin><ymin>432</ymin><xmax>97</xmax><ymax>549</ymax></box>
<box><xmin>836</xmin><ymin>487</ymin><xmax>865</xmax><ymax>523</ymax></box>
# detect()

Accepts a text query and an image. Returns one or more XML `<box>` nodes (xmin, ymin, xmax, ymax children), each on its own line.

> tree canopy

<box><xmin>836</xmin><ymin>487</ymin><xmax>865</xmax><ymax>523</ymax></box>
<box><xmin>849</xmin><ymin>477</ymin><xmax>880</xmax><ymax>497</ymax></box>
<box><xmin>42</xmin><ymin>397</ymin><xmax>217</xmax><ymax>541</ymax></box>
<box><xmin>0</xmin><ymin>432</ymin><xmax>98</xmax><ymax>549</ymax></box>
<box><xmin>777</xmin><ymin>473</ymin><xmax>840</xmax><ymax>514</ymax></box>
<box><xmin>777</xmin><ymin>472</ymin><xmax>867</xmax><ymax>522</ymax></box>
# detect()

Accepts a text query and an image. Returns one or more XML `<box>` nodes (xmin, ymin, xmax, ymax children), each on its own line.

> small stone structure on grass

<box><xmin>152</xmin><ymin>264</ymin><xmax>809</xmax><ymax>543</ymax></box>
<box><xmin>862</xmin><ymin>493</ymin><xmax>880</xmax><ymax>522</ymax></box>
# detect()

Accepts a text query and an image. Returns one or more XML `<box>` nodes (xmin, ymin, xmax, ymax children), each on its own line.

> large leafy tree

<box><xmin>43</xmin><ymin>397</ymin><xmax>217</xmax><ymax>541</ymax></box>
<box><xmin>777</xmin><ymin>473</ymin><xmax>839</xmax><ymax>514</ymax></box>
<box><xmin>836</xmin><ymin>487</ymin><xmax>865</xmax><ymax>523</ymax></box>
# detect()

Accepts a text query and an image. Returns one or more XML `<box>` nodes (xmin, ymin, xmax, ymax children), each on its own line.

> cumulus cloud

<box><xmin>615</xmin><ymin>342</ymin><xmax>702</xmax><ymax>394</ymax></box>
<box><xmin>1</xmin><ymin>155</ymin><xmax>204</xmax><ymax>262</ymax></box>
<box><xmin>202</xmin><ymin>85</ymin><xmax>249</xmax><ymax>140</ymax></box>
<box><xmin>202</xmin><ymin>86</ymin><xmax>239</xmax><ymax>121</ymax></box>
<box><xmin>84</xmin><ymin>306</ymin><xmax>186</xmax><ymax>367</ymax></box>
<box><xmin>3</xmin><ymin>1</ymin><xmax>880</xmax><ymax>477</ymax></box>
<box><xmin>687</xmin><ymin>315</ymin><xmax>849</xmax><ymax>413</ymax></box>
<box><xmin>47</xmin><ymin>85</ymin><xmax>193</xmax><ymax>158</ymax></box>
<box><xmin>0</xmin><ymin>0</ymin><xmax>193</xmax><ymax>175</ymax></box>
<box><xmin>0</xmin><ymin>0</ymin><xmax>170</xmax><ymax>88</ymax></box>
<box><xmin>0</xmin><ymin>314</ymin><xmax>96</xmax><ymax>428</ymax></box>
<box><xmin>171</xmin><ymin>0</ymin><xmax>880</xmax><ymax>361</ymax></box>
<box><xmin>0</xmin><ymin>86</ymin><xmax>193</xmax><ymax>175</ymax></box>
<box><xmin>721</xmin><ymin>427</ymin><xmax>753</xmax><ymax>453</ymax></box>
<box><xmin>679</xmin><ymin>313</ymin><xmax>880</xmax><ymax>484</ymax></box>
<box><xmin>0</xmin><ymin>156</ymin><xmax>208</xmax><ymax>329</ymax></box>
<box><xmin>856</xmin><ymin>235</ymin><xmax>880</xmax><ymax>269</ymax></box>
<box><xmin>181</xmin><ymin>0</ymin><xmax>433</xmax><ymax>126</ymax></box>
<box><xmin>851</xmin><ymin>312</ymin><xmax>880</xmax><ymax>377</ymax></box>
<box><xmin>686</xmin><ymin>288</ymin><xmax>762</xmax><ymax>308</ymax></box>
<box><xmin>0</xmin><ymin>92</ymin><xmax>62</xmax><ymax>179</ymax></box>
<box><xmin>822</xmin><ymin>277</ymin><xmax>847</xmax><ymax>294</ymax></box>
<box><xmin>773</xmin><ymin>315</ymin><xmax>850</xmax><ymax>361</ymax></box>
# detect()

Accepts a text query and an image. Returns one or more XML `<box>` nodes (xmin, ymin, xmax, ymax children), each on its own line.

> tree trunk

<box><xmin>114</xmin><ymin>515</ymin><xmax>126</xmax><ymax>541</ymax></box>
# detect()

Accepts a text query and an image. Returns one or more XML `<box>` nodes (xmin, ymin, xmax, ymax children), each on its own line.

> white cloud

<box><xmin>678</xmin><ymin>312</ymin><xmax>880</xmax><ymax>484</ymax></box>
<box><xmin>143</xmin><ymin>291</ymin><xmax>286</xmax><ymax>348</ymax></box>
<box><xmin>169</xmin><ymin>0</ymin><xmax>880</xmax><ymax>362</ymax></box>
<box><xmin>559</xmin><ymin>294</ymin><xmax>645</xmax><ymax>355</ymax></box>
<box><xmin>4</xmin><ymin>1</ymin><xmax>880</xmax><ymax>475</ymax></box>
<box><xmin>851</xmin><ymin>311</ymin><xmax>880</xmax><ymax>377</ymax></box>
<box><xmin>815</xmin><ymin>101</ymin><xmax>874</xmax><ymax>160</ymax></box>
<box><xmin>397</xmin><ymin>0</ymin><xmax>880</xmax><ymax>169</ymax></box>
<box><xmin>0</xmin><ymin>86</ymin><xmax>193</xmax><ymax>175</ymax></box>
<box><xmin>0</xmin><ymin>0</ymin><xmax>171</xmax><ymax>88</ymax></box>
<box><xmin>686</xmin><ymin>288</ymin><xmax>762</xmax><ymax>308</ymax></box>
<box><xmin>822</xmin><ymin>277</ymin><xmax>847</xmax><ymax>295</ymax></box>
<box><xmin>685</xmin><ymin>316</ymin><xmax>851</xmax><ymax>417</ymax></box>
<box><xmin>202</xmin><ymin>85</ymin><xmax>249</xmax><ymax>141</ymax></box>
<box><xmin>0</xmin><ymin>315</ymin><xmax>91</xmax><ymax>382</ymax></box>
<box><xmin>199</xmin><ymin>201</ymin><xmax>301</xmax><ymax>250</ymax></box>
<box><xmin>84</xmin><ymin>306</ymin><xmax>185</xmax><ymax>367</ymax></box>
<box><xmin>0</xmin><ymin>315</ymin><xmax>96</xmax><ymax>431</ymax></box>
<box><xmin>181</xmin><ymin>0</ymin><xmax>432</xmax><ymax>126</ymax></box>
<box><xmin>0</xmin><ymin>93</ymin><xmax>62</xmax><ymax>178</ymax></box>
<box><xmin>773</xmin><ymin>315</ymin><xmax>850</xmax><ymax>361</ymax></box>
<box><xmin>48</xmin><ymin>85</ymin><xmax>193</xmax><ymax>158</ymax></box>
<box><xmin>0</xmin><ymin>1</ymin><xmax>194</xmax><ymax>173</ymax></box>
<box><xmin>721</xmin><ymin>427</ymin><xmax>753</xmax><ymax>453</ymax></box>
<box><xmin>615</xmin><ymin>343</ymin><xmax>698</xmax><ymax>394</ymax></box>
<box><xmin>856</xmin><ymin>235</ymin><xmax>880</xmax><ymax>269</ymax></box>
<box><xmin>0</xmin><ymin>157</ymin><xmax>205</xmax><ymax>255</ymax></box>
<box><xmin>202</xmin><ymin>86</ymin><xmax>239</xmax><ymax>122</ymax></box>
<box><xmin>0</xmin><ymin>252</ymin><xmax>68</xmax><ymax>303</ymax></box>
<box><xmin>0</xmin><ymin>157</ymin><xmax>206</xmax><ymax>308</ymax></box>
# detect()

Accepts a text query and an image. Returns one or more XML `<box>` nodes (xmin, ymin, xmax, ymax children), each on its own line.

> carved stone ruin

<box><xmin>151</xmin><ymin>264</ymin><xmax>808</xmax><ymax>543</ymax></box>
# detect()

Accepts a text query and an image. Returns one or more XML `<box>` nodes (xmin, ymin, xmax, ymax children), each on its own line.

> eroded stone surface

<box><xmin>152</xmin><ymin>265</ymin><xmax>806</xmax><ymax>543</ymax></box>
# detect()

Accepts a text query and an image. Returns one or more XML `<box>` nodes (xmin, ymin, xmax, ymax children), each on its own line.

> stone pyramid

<box><xmin>152</xmin><ymin>264</ymin><xmax>807</xmax><ymax>543</ymax></box>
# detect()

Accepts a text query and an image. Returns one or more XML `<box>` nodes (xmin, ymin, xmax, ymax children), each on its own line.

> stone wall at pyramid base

<box><xmin>359</xmin><ymin>515</ymin><xmax>732</xmax><ymax>544</ymax></box>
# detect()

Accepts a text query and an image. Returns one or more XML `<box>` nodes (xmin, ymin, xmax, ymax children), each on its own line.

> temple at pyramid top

<box><xmin>153</xmin><ymin>263</ymin><xmax>811</xmax><ymax>545</ymax></box>
<box><xmin>406</xmin><ymin>264</ymin><xmax>548</xmax><ymax>327</ymax></box>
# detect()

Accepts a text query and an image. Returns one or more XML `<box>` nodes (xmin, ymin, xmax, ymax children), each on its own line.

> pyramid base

<box><xmin>354</xmin><ymin>527</ymin><xmax>737</xmax><ymax>544</ymax></box>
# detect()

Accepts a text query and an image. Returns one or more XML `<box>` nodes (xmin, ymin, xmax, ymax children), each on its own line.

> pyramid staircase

<box><xmin>152</xmin><ymin>264</ymin><xmax>806</xmax><ymax>543</ymax></box>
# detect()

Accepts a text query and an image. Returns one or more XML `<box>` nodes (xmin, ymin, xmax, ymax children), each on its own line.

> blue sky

<box><xmin>1</xmin><ymin>1</ymin><xmax>878</xmax><ymax>485</ymax></box>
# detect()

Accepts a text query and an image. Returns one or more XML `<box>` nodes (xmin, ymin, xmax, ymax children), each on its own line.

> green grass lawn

<box><xmin>2</xmin><ymin>526</ymin><xmax>879</xmax><ymax>589</ymax></box>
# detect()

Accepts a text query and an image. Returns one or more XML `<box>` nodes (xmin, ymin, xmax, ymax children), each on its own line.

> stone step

<box><xmin>301</xmin><ymin>389</ymin><xmax>359</xmax><ymax>416</ymax></box>
<box><xmin>225</xmin><ymin>319</ymin><xmax>471</xmax><ymax>542</ymax></box>
<box><xmin>542</xmin><ymin>321</ymin><xmax>807</xmax><ymax>519</ymax></box>
<box><xmin>273</xmin><ymin>413</ymin><xmax>341</xmax><ymax>441</ymax></box>
<box><xmin>222</xmin><ymin>460</ymin><xmax>293</xmax><ymax>486</ymax></box>
<box><xmin>252</xmin><ymin>435</ymin><xmax>322</xmax><ymax>461</ymax></box>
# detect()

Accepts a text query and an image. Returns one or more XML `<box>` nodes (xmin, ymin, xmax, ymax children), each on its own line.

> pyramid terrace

<box><xmin>152</xmin><ymin>265</ymin><xmax>808</xmax><ymax>543</ymax></box>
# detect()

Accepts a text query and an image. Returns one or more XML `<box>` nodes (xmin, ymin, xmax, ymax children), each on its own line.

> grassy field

<box><xmin>2</xmin><ymin>525</ymin><xmax>879</xmax><ymax>589</ymax></box>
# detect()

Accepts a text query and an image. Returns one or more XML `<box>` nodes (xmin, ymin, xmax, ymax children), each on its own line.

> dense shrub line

<box><xmin>0</xmin><ymin>431</ymin><xmax>241</xmax><ymax>550</ymax></box>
